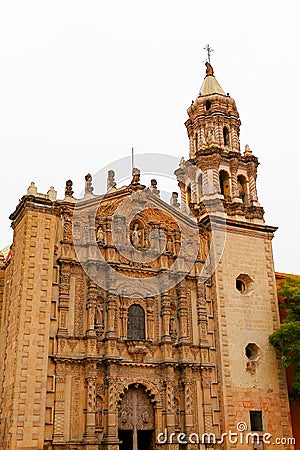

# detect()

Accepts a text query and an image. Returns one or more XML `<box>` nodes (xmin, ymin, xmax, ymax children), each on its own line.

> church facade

<box><xmin>0</xmin><ymin>62</ymin><xmax>295</xmax><ymax>450</ymax></box>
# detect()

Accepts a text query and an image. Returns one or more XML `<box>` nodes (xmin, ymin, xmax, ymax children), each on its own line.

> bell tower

<box><xmin>177</xmin><ymin>61</ymin><xmax>263</xmax><ymax>223</ymax></box>
<box><xmin>175</xmin><ymin>61</ymin><xmax>294</xmax><ymax>446</ymax></box>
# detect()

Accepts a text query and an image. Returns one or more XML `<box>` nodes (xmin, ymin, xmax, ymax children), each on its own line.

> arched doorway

<box><xmin>118</xmin><ymin>385</ymin><xmax>155</xmax><ymax>450</ymax></box>
<box><xmin>219</xmin><ymin>170</ymin><xmax>231</xmax><ymax>200</ymax></box>
<box><xmin>237</xmin><ymin>174</ymin><xmax>248</xmax><ymax>204</ymax></box>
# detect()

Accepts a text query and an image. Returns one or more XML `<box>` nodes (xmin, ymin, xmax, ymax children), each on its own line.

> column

<box><xmin>102</xmin><ymin>374</ymin><xmax>119</xmax><ymax>449</ymax></box>
<box><xmin>178</xmin><ymin>180</ymin><xmax>187</xmax><ymax>213</ymax></box>
<box><xmin>53</xmin><ymin>368</ymin><xmax>66</xmax><ymax>443</ymax></box>
<box><xmin>181</xmin><ymin>368</ymin><xmax>194</xmax><ymax>433</ymax></box>
<box><xmin>212</xmin><ymin>168</ymin><xmax>220</xmax><ymax>194</ymax></box>
<box><xmin>86</xmin><ymin>278</ymin><xmax>97</xmax><ymax>336</ymax></box>
<box><xmin>230</xmin><ymin>158</ymin><xmax>240</xmax><ymax>201</ymax></box>
<box><xmin>247</xmin><ymin>162</ymin><xmax>259</xmax><ymax>204</ymax></box>
<box><xmin>196</xmin><ymin>280</ymin><xmax>209</xmax><ymax>345</ymax></box>
<box><xmin>191</xmin><ymin>177</ymin><xmax>197</xmax><ymax>203</ymax></box>
<box><xmin>120</xmin><ymin>304</ymin><xmax>128</xmax><ymax>339</ymax></box>
<box><xmin>164</xmin><ymin>366</ymin><xmax>175</xmax><ymax>429</ymax></box>
<box><xmin>161</xmin><ymin>292</ymin><xmax>171</xmax><ymax>342</ymax></box>
<box><xmin>146</xmin><ymin>303</ymin><xmax>155</xmax><ymax>341</ymax></box>
<box><xmin>85</xmin><ymin>370</ymin><xmax>97</xmax><ymax>442</ymax></box>
<box><xmin>202</xmin><ymin>170</ymin><xmax>210</xmax><ymax>196</ymax></box>
<box><xmin>231</xmin><ymin>125</ymin><xmax>240</xmax><ymax>151</ymax></box>
<box><xmin>106</xmin><ymin>293</ymin><xmax>117</xmax><ymax>338</ymax></box>
<box><xmin>176</xmin><ymin>283</ymin><xmax>188</xmax><ymax>342</ymax></box>
<box><xmin>201</xmin><ymin>368</ymin><xmax>214</xmax><ymax>435</ymax></box>
<box><xmin>57</xmin><ymin>263</ymin><xmax>70</xmax><ymax>335</ymax></box>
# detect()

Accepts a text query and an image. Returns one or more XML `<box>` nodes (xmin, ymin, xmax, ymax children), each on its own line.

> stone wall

<box><xmin>213</xmin><ymin>223</ymin><xmax>294</xmax><ymax>448</ymax></box>
<box><xmin>0</xmin><ymin>206</ymin><xmax>58</xmax><ymax>450</ymax></box>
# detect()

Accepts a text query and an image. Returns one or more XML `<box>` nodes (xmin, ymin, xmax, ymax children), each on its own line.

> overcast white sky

<box><xmin>0</xmin><ymin>1</ymin><xmax>299</xmax><ymax>274</ymax></box>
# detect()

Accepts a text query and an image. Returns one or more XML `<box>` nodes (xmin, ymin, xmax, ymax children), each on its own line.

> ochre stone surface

<box><xmin>0</xmin><ymin>64</ymin><xmax>295</xmax><ymax>450</ymax></box>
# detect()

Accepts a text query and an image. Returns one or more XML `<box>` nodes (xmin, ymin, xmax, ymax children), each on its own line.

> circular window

<box><xmin>245</xmin><ymin>343</ymin><xmax>261</xmax><ymax>361</ymax></box>
<box><xmin>236</xmin><ymin>279</ymin><xmax>246</xmax><ymax>293</ymax></box>
<box><xmin>236</xmin><ymin>274</ymin><xmax>254</xmax><ymax>295</ymax></box>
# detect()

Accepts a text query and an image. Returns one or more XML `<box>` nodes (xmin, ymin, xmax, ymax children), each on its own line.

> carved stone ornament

<box><xmin>126</xmin><ymin>341</ymin><xmax>149</xmax><ymax>362</ymax></box>
<box><xmin>65</xmin><ymin>179</ymin><xmax>74</xmax><ymax>197</ymax></box>
<box><xmin>131</xmin><ymin>167</ymin><xmax>140</xmax><ymax>184</ymax></box>
<box><xmin>107</xmin><ymin>169</ymin><xmax>117</xmax><ymax>190</ymax></box>
<box><xmin>85</xmin><ymin>173</ymin><xmax>94</xmax><ymax>195</ymax></box>
<box><xmin>118</xmin><ymin>386</ymin><xmax>155</xmax><ymax>431</ymax></box>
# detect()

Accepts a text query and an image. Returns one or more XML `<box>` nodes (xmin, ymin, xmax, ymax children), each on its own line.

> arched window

<box><xmin>197</xmin><ymin>173</ymin><xmax>203</xmax><ymax>199</ymax></box>
<box><xmin>223</xmin><ymin>127</ymin><xmax>230</xmax><ymax>146</ymax></box>
<box><xmin>237</xmin><ymin>175</ymin><xmax>248</xmax><ymax>204</ymax></box>
<box><xmin>219</xmin><ymin>170</ymin><xmax>231</xmax><ymax>200</ymax></box>
<box><xmin>194</xmin><ymin>132</ymin><xmax>198</xmax><ymax>152</ymax></box>
<box><xmin>186</xmin><ymin>184</ymin><xmax>192</xmax><ymax>206</ymax></box>
<box><xmin>127</xmin><ymin>304</ymin><xmax>145</xmax><ymax>340</ymax></box>
<box><xmin>206</xmin><ymin>100</ymin><xmax>211</xmax><ymax>111</ymax></box>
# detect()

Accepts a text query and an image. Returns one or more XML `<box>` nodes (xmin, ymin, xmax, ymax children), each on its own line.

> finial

<box><xmin>85</xmin><ymin>173</ymin><xmax>94</xmax><ymax>195</ymax></box>
<box><xmin>131</xmin><ymin>167</ymin><xmax>140</xmax><ymax>185</ymax></box>
<box><xmin>244</xmin><ymin>144</ymin><xmax>253</xmax><ymax>156</ymax></box>
<box><xmin>203</xmin><ymin>44</ymin><xmax>214</xmax><ymax>64</ymax></box>
<box><xmin>107</xmin><ymin>170</ymin><xmax>116</xmax><ymax>191</ymax></box>
<box><xmin>150</xmin><ymin>179</ymin><xmax>160</xmax><ymax>196</ymax></box>
<box><xmin>65</xmin><ymin>179</ymin><xmax>74</xmax><ymax>197</ymax></box>
<box><xmin>47</xmin><ymin>186</ymin><xmax>57</xmax><ymax>201</ymax></box>
<box><xmin>27</xmin><ymin>182</ymin><xmax>37</xmax><ymax>196</ymax></box>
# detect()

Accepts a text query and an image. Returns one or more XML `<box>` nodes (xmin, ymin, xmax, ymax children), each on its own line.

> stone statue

<box><xmin>131</xmin><ymin>223</ymin><xmax>141</xmax><ymax>247</ymax></box>
<box><xmin>65</xmin><ymin>179</ymin><xmax>73</xmax><ymax>197</ymax></box>
<box><xmin>94</xmin><ymin>305</ymin><xmax>103</xmax><ymax>327</ymax></box>
<box><xmin>169</xmin><ymin>316</ymin><xmax>177</xmax><ymax>341</ymax></box>
<box><xmin>85</xmin><ymin>173</ymin><xmax>94</xmax><ymax>195</ymax></box>
<box><xmin>107</xmin><ymin>170</ymin><xmax>116</xmax><ymax>190</ymax></box>
<box><xmin>166</xmin><ymin>238</ymin><xmax>173</xmax><ymax>254</ymax></box>
<box><xmin>95</xmin><ymin>396</ymin><xmax>103</xmax><ymax>427</ymax></box>
<box><xmin>96</xmin><ymin>226</ymin><xmax>105</xmax><ymax>244</ymax></box>
<box><xmin>205</xmin><ymin>61</ymin><xmax>214</xmax><ymax>76</ymax></box>
<box><xmin>179</xmin><ymin>157</ymin><xmax>185</xmax><ymax>169</ymax></box>
<box><xmin>131</xmin><ymin>167</ymin><xmax>140</xmax><ymax>184</ymax></box>
<box><xmin>170</xmin><ymin>192</ymin><xmax>180</xmax><ymax>208</ymax></box>
<box><xmin>150</xmin><ymin>179</ymin><xmax>160</xmax><ymax>196</ymax></box>
<box><xmin>205</xmin><ymin>128</ymin><xmax>214</xmax><ymax>145</ymax></box>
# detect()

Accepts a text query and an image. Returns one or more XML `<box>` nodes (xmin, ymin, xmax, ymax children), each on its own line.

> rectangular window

<box><xmin>250</xmin><ymin>410</ymin><xmax>263</xmax><ymax>431</ymax></box>
<box><xmin>45</xmin><ymin>406</ymin><xmax>54</xmax><ymax>424</ymax></box>
<box><xmin>50</xmin><ymin>300</ymin><xmax>57</xmax><ymax>319</ymax></box>
<box><xmin>49</xmin><ymin>337</ymin><xmax>55</xmax><ymax>355</ymax></box>
<box><xmin>53</xmin><ymin>266</ymin><xmax>59</xmax><ymax>284</ymax></box>
<box><xmin>47</xmin><ymin>375</ymin><xmax>55</xmax><ymax>392</ymax></box>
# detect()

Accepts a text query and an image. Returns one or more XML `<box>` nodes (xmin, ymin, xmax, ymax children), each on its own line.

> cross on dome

<box><xmin>203</xmin><ymin>43</ymin><xmax>214</xmax><ymax>64</ymax></box>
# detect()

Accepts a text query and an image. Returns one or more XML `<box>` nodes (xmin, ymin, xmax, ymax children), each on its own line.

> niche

<box><xmin>223</xmin><ymin>127</ymin><xmax>230</xmax><ymax>146</ymax></box>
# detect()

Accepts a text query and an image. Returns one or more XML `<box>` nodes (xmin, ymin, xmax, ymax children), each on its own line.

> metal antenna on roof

<box><xmin>131</xmin><ymin>147</ymin><xmax>134</xmax><ymax>170</ymax></box>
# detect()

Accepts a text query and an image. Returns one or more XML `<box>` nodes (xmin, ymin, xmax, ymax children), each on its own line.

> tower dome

<box><xmin>175</xmin><ymin>61</ymin><xmax>263</xmax><ymax>222</ymax></box>
<box><xmin>186</xmin><ymin>62</ymin><xmax>241</xmax><ymax>157</ymax></box>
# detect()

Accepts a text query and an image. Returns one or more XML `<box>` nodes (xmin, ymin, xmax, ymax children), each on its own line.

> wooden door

<box><xmin>118</xmin><ymin>386</ymin><xmax>154</xmax><ymax>450</ymax></box>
